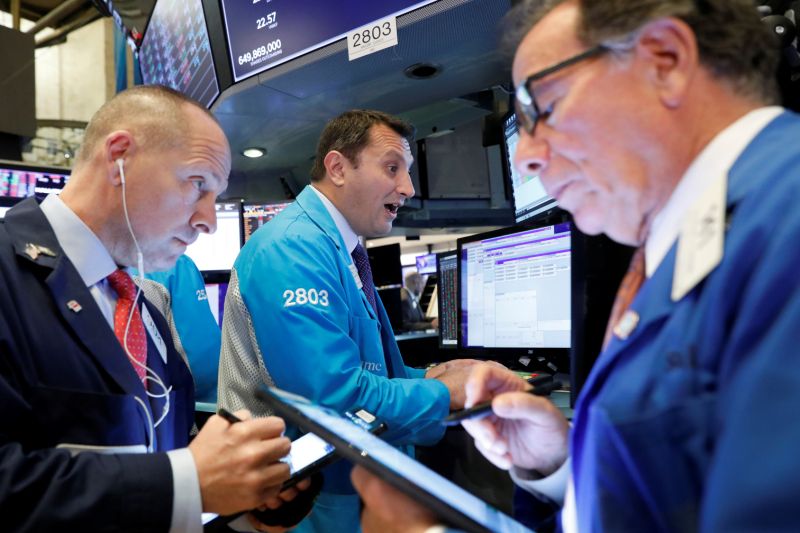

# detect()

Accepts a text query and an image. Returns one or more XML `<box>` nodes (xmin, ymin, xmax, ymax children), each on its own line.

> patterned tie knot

<box><xmin>107</xmin><ymin>269</ymin><xmax>138</xmax><ymax>300</ymax></box>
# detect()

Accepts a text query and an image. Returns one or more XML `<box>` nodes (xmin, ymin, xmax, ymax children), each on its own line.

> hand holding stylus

<box><xmin>459</xmin><ymin>365</ymin><xmax>570</xmax><ymax>476</ymax></box>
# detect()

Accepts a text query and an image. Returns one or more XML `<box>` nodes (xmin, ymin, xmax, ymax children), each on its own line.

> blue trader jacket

<box><xmin>219</xmin><ymin>186</ymin><xmax>449</xmax><ymax>532</ymax></box>
<box><xmin>567</xmin><ymin>111</ymin><xmax>800</xmax><ymax>531</ymax></box>
<box><xmin>145</xmin><ymin>255</ymin><xmax>221</xmax><ymax>403</ymax></box>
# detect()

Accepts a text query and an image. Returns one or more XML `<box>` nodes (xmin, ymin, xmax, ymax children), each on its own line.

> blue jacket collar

<box><xmin>294</xmin><ymin>186</ymin><xmax>378</xmax><ymax>320</ymax></box>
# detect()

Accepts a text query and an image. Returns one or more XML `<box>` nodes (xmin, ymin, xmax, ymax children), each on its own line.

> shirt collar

<box><xmin>40</xmin><ymin>194</ymin><xmax>118</xmax><ymax>287</ymax></box>
<box><xmin>310</xmin><ymin>185</ymin><xmax>360</xmax><ymax>254</ymax></box>
<box><xmin>645</xmin><ymin>106</ymin><xmax>784</xmax><ymax>277</ymax></box>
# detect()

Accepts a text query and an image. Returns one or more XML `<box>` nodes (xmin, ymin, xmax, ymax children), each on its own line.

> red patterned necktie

<box><xmin>601</xmin><ymin>247</ymin><xmax>646</xmax><ymax>350</ymax></box>
<box><xmin>107</xmin><ymin>269</ymin><xmax>148</xmax><ymax>386</ymax></box>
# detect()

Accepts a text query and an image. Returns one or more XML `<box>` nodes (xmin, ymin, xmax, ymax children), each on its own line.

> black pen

<box><xmin>441</xmin><ymin>380</ymin><xmax>562</xmax><ymax>426</ymax></box>
<box><xmin>217</xmin><ymin>407</ymin><xmax>243</xmax><ymax>424</ymax></box>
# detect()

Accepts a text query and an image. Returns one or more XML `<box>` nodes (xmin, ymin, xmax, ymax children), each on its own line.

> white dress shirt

<box><xmin>40</xmin><ymin>194</ymin><xmax>202</xmax><ymax>533</ymax></box>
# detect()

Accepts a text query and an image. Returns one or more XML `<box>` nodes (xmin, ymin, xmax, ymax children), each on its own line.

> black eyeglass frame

<box><xmin>514</xmin><ymin>44</ymin><xmax>610</xmax><ymax>135</ymax></box>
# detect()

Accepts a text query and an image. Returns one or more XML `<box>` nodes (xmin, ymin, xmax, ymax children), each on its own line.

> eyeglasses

<box><xmin>514</xmin><ymin>45</ymin><xmax>609</xmax><ymax>135</ymax></box>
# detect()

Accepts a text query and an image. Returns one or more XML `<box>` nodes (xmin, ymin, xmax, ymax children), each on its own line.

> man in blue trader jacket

<box><xmin>352</xmin><ymin>1</ymin><xmax>800</xmax><ymax>532</ymax></box>
<box><xmin>219</xmin><ymin>109</ymin><xmax>478</xmax><ymax>533</ymax></box>
<box><xmin>0</xmin><ymin>86</ymin><xmax>299</xmax><ymax>531</ymax></box>
<box><xmin>144</xmin><ymin>254</ymin><xmax>221</xmax><ymax>403</ymax></box>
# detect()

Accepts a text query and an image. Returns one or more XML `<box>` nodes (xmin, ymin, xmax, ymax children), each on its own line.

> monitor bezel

<box><xmin>455</xmin><ymin>210</ymin><xmax>573</xmax><ymax>370</ymax></box>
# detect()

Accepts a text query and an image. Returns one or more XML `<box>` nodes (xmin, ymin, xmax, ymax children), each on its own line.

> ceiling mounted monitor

<box><xmin>138</xmin><ymin>0</ymin><xmax>220</xmax><ymax>108</ymax></box>
<box><xmin>220</xmin><ymin>0</ymin><xmax>438</xmax><ymax>82</ymax></box>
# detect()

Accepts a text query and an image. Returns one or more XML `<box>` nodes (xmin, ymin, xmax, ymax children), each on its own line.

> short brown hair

<box><xmin>504</xmin><ymin>0</ymin><xmax>779</xmax><ymax>104</ymax></box>
<box><xmin>76</xmin><ymin>85</ymin><xmax>220</xmax><ymax>165</ymax></box>
<box><xmin>310</xmin><ymin>109</ymin><xmax>415</xmax><ymax>182</ymax></box>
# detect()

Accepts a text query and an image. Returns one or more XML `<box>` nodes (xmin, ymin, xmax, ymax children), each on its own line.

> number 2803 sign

<box><xmin>347</xmin><ymin>15</ymin><xmax>399</xmax><ymax>61</ymax></box>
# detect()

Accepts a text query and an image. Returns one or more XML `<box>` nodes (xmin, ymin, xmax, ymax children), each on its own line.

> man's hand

<box><xmin>426</xmin><ymin>360</ymin><xmax>506</xmax><ymax>410</ymax></box>
<box><xmin>425</xmin><ymin>359</ymin><xmax>482</xmax><ymax>409</ymax></box>
<box><xmin>189</xmin><ymin>410</ymin><xmax>291</xmax><ymax>515</ymax></box>
<box><xmin>461</xmin><ymin>365</ymin><xmax>569</xmax><ymax>476</ymax></box>
<box><xmin>245</xmin><ymin>477</ymin><xmax>314</xmax><ymax>533</ymax></box>
<box><xmin>351</xmin><ymin>466</ymin><xmax>438</xmax><ymax>533</ymax></box>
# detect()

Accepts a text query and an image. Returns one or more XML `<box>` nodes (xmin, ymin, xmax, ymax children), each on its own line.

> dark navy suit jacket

<box><xmin>0</xmin><ymin>198</ymin><xmax>195</xmax><ymax>532</ymax></box>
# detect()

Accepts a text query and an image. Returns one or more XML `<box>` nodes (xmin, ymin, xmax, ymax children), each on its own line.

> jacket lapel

<box><xmin>580</xmin><ymin>111</ymin><xmax>789</xmax><ymax>403</ymax></box>
<box><xmin>295</xmin><ymin>187</ymin><xmax>378</xmax><ymax>321</ymax></box>
<box><xmin>6</xmin><ymin>198</ymin><xmax>146</xmax><ymax>396</ymax></box>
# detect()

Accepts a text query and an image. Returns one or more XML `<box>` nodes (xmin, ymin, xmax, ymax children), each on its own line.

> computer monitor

<box><xmin>415</xmin><ymin>253</ymin><xmax>437</xmax><ymax>275</ymax></box>
<box><xmin>502</xmin><ymin>113</ymin><xmax>557</xmax><ymax>223</ymax></box>
<box><xmin>138</xmin><ymin>0</ymin><xmax>220</xmax><ymax>109</ymax></box>
<box><xmin>457</xmin><ymin>216</ymin><xmax>572</xmax><ymax>369</ymax></box>
<box><xmin>0</xmin><ymin>160</ymin><xmax>70</xmax><ymax>200</ymax></box>
<box><xmin>436</xmin><ymin>251</ymin><xmax>458</xmax><ymax>350</ymax></box>
<box><xmin>185</xmin><ymin>201</ymin><xmax>243</xmax><ymax>272</ymax></box>
<box><xmin>242</xmin><ymin>201</ymin><xmax>292</xmax><ymax>243</ymax></box>
<box><xmin>367</xmin><ymin>243</ymin><xmax>403</xmax><ymax>289</ymax></box>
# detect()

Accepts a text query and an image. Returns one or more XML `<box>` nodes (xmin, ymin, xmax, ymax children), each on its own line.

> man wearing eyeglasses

<box><xmin>351</xmin><ymin>0</ymin><xmax>800</xmax><ymax>531</ymax></box>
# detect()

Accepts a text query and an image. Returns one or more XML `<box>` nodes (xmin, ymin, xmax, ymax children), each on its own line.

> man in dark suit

<box><xmin>400</xmin><ymin>272</ymin><xmax>438</xmax><ymax>331</ymax></box>
<box><xmin>0</xmin><ymin>86</ymin><xmax>296</xmax><ymax>531</ymax></box>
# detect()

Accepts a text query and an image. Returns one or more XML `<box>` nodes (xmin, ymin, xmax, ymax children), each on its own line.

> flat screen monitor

<box><xmin>415</xmin><ymin>253</ymin><xmax>437</xmax><ymax>275</ymax></box>
<box><xmin>502</xmin><ymin>113</ymin><xmax>556</xmax><ymax>223</ymax></box>
<box><xmin>0</xmin><ymin>160</ymin><xmax>70</xmax><ymax>200</ymax></box>
<box><xmin>367</xmin><ymin>243</ymin><xmax>403</xmax><ymax>289</ymax></box>
<box><xmin>185</xmin><ymin>202</ymin><xmax>242</xmax><ymax>272</ymax></box>
<box><xmin>138</xmin><ymin>0</ymin><xmax>220</xmax><ymax>109</ymax></box>
<box><xmin>243</xmin><ymin>201</ymin><xmax>292</xmax><ymax>243</ymax></box>
<box><xmin>457</xmin><ymin>218</ymin><xmax>571</xmax><ymax>366</ymax></box>
<box><xmin>220</xmin><ymin>0</ymin><xmax>438</xmax><ymax>82</ymax></box>
<box><xmin>436</xmin><ymin>252</ymin><xmax>458</xmax><ymax>349</ymax></box>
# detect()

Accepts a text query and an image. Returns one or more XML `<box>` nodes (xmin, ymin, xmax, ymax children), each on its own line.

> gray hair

<box><xmin>503</xmin><ymin>0</ymin><xmax>779</xmax><ymax>104</ymax></box>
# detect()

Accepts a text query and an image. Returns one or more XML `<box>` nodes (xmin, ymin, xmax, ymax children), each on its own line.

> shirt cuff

<box><xmin>510</xmin><ymin>456</ymin><xmax>571</xmax><ymax>506</ymax></box>
<box><xmin>167</xmin><ymin>448</ymin><xmax>203</xmax><ymax>533</ymax></box>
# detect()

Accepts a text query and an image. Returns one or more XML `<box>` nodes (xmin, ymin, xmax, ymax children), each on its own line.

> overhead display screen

<box><xmin>138</xmin><ymin>0</ymin><xmax>220</xmax><ymax>109</ymax></box>
<box><xmin>220</xmin><ymin>0</ymin><xmax>438</xmax><ymax>82</ymax></box>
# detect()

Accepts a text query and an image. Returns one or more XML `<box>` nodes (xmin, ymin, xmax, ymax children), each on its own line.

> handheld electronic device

<box><xmin>217</xmin><ymin>406</ymin><xmax>386</xmax><ymax>489</ymax></box>
<box><xmin>255</xmin><ymin>387</ymin><xmax>534</xmax><ymax>533</ymax></box>
<box><xmin>441</xmin><ymin>379</ymin><xmax>562</xmax><ymax>426</ymax></box>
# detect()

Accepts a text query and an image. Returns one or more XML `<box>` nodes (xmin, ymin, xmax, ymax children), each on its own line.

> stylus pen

<box><xmin>218</xmin><ymin>407</ymin><xmax>243</xmax><ymax>424</ymax></box>
<box><xmin>441</xmin><ymin>380</ymin><xmax>562</xmax><ymax>426</ymax></box>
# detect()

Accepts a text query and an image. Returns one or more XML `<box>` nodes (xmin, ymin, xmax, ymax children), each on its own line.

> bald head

<box><xmin>75</xmin><ymin>85</ymin><xmax>221</xmax><ymax>167</ymax></box>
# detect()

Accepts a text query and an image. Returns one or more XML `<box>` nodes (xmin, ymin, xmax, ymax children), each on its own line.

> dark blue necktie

<box><xmin>351</xmin><ymin>243</ymin><xmax>378</xmax><ymax>314</ymax></box>
<box><xmin>352</xmin><ymin>243</ymin><xmax>395</xmax><ymax>377</ymax></box>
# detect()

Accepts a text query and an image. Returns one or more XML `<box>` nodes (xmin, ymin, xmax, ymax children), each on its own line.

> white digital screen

<box><xmin>460</xmin><ymin>223</ymin><xmax>571</xmax><ymax>349</ymax></box>
<box><xmin>185</xmin><ymin>202</ymin><xmax>241</xmax><ymax>271</ymax></box>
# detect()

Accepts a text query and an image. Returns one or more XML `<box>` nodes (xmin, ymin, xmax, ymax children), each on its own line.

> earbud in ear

<box><xmin>116</xmin><ymin>158</ymin><xmax>125</xmax><ymax>184</ymax></box>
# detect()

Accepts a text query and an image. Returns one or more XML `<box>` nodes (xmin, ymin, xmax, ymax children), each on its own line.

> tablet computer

<box><xmin>255</xmin><ymin>385</ymin><xmax>534</xmax><ymax>533</ymax></box>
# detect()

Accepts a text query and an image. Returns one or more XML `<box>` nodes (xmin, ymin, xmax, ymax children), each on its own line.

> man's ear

<box><xmin>104</xmin><ymin>131</ymin><xmax>136</xmax><ymax>186</ymax></box>
<box><xmin>323</xmin><ymin>150</ymin><xmax>348</xmax><ymax>187</ymax></box>
<box><xmin>633</xmin><ymin>16</ymin><xmax>699</xmax><ymax>108</ymax></box>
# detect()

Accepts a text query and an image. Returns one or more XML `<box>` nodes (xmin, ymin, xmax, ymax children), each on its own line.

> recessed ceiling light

<box><xmin>243</xmin><ymin>147</ymin><xmax>266</xmax><ymax>158</ymax></box>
